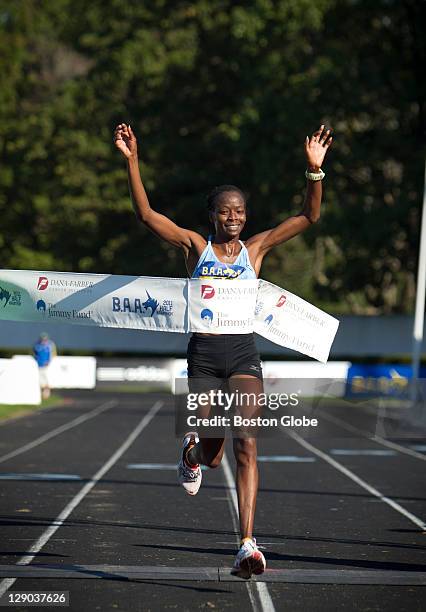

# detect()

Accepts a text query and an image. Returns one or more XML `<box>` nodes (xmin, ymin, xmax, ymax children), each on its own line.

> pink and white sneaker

<box><xmin>231</xmin><ymin>537</ymin><xmax>266</xmax><ymax>579</ymax></box>
<box><xmin>177</xmin><ymin>432</ymin><xmax>202</xmax><ymax>496</ymax></box>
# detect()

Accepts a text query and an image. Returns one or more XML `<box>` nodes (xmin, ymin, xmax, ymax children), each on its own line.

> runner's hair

<box><xmin>206</xmin><ymin>185</ymin><xmax>248</xmax><ymax>212</ymax></box>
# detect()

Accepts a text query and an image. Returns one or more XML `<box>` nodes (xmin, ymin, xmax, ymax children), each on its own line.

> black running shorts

<box><xmin>177</xmin><ymin>333</ymin><xmax>263</xmax><ymax>438</ymax></box>
<box><xmin>187</xmin><ymin>333</ymin><xmax>263</xmax><ymax>381</ymax></box>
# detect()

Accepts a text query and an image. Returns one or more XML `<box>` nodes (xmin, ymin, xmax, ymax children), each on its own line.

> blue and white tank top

<box><xmin>192</xmin><ymin>236</ymin><xmax>257</xmax><ymax>279</ymax></box>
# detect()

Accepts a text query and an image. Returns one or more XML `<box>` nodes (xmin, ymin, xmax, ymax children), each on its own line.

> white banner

<box><xmin>0</xmin><ymin>270</ymin><xmax>187</xmax><ymax>332</ymax></box>
<box><xmin>188</xmin><ymin>279</ymin><xmax>258</xmax><ymax>334</ymax></box>
<box><xmin>0</xmin><ymin>270</ymin><xmax>339</xmax><ymax>362</ymax></box>
<box><xmin>254</xmin><ymin>279</ymin><xmax>340</xmax><ymax>363</ymax></box>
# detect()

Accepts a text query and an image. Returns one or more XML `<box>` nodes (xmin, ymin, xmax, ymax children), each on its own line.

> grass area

<box><xmin>0</xmin><ymin>394</ymin><xmax>66</xmax><ymax>422</ymax></box>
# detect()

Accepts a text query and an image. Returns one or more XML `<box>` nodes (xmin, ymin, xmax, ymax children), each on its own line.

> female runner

<box><xmin>114</xmin><ymin>123</ymin><xmax>332</xmax><ymax>578</ymax></box>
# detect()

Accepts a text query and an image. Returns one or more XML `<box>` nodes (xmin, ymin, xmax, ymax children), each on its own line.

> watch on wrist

<box><xmin>305</xmin><ymin>168</ymin><xmax>325</xmax><ymax>181</ymax></box>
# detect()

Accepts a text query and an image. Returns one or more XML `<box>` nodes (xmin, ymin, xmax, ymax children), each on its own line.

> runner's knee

<box><xmin>233</xmin><ymin>438</ymin><xmax>257</xmax><ymax>467</ymax></box>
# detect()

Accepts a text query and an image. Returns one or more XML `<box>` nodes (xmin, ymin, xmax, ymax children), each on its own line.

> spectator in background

<box><xmin>33</xmin><ymin>333</ymin><xmax>56</xmax><ymax>399</ymax></box>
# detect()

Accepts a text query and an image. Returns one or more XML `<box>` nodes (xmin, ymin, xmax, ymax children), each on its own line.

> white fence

<box><xmin>0</xmin><ymin>356</ymin><xmax>41</xmax><ymax>405</ymax></box>
<box><xmin>0</xmin><ymin>356</ymin><xmax>96</xmax><ymax>405</ymax></box>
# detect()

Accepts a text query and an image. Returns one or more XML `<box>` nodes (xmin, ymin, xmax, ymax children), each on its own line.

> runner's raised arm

<box><xmin>246</xmin><ymin>125</ymin><xmax>332</xmax><ymax>258</ymax></box>
<box><xmin>114</xmin><ymin>124</ymin><xmax>203</xmax><ymax>256</ymax></box>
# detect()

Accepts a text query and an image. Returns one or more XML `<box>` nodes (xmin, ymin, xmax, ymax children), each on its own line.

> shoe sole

<box><xmin>178</xmin><ymin>468</ymin><xmax>202</xmax><ymax>496</ymax></box>
<box><xmin>179</xmin><ymin>433</ymin><xmax>201</xmax><ymax>496</ymax></box>
<box><xmin>232</xmin><ymin>552</ymin><xmax>266</xmax><ymax>579</ymax></box>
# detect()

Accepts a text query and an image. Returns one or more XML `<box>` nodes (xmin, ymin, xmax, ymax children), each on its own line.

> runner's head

<box><xmin>207</xmin><ymin>185</ymin><xmax>247</xmax><ymax>239</ymax></box>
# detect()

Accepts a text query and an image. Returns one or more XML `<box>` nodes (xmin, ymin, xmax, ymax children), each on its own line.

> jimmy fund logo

<box><xmin>36</xmin><ymin>300</ymin><xmax>92</xmax><ymax>320</ymax></box>
<box><xmin>112</xmin><ymin>291</ymin><xmax>173</xmax><ymax>316</ymax></box>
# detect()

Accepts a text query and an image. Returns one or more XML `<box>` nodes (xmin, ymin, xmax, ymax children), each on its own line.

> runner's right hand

<box><xmin>114</xmin><ymin>124</ymin><xmax>137</xmax><ymax>159</ymax></box>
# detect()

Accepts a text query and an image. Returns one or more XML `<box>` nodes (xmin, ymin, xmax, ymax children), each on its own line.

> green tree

<box><xmin>0</xmin><ymin>0</ymin><xmax>423</xmax><ymax>314</ymax></box>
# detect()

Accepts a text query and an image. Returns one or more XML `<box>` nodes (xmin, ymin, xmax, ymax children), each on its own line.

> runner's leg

<box><xmin>229</xmin><ymin>374</ymin><xmax>263</xmax><ymax>539</ymax></box>
<box><xmin>228</xmin><ymin>373</ymin><xmax>266</xmax><ymax>577</ymax></box>
<box><xmin>232</xmin><ymin>436</ymin><xmax>258</xmax><ymax>538</ymax></box>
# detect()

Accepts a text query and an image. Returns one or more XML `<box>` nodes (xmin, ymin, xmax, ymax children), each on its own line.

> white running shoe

<box><xmin>177</xmin><ymin>432</ymin><xmax>202</xmax><ymax>496</ymax></box>
<box><xmin>231</xmin><ymin>537</ymin><xmax>266</xmax><ymax>579</ymax></box>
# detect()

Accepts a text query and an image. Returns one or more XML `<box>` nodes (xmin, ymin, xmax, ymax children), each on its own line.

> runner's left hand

<box><xmin>305</xmin><ymin>125</ymin><xmax>332</xmax><ymax>171</ymax></box>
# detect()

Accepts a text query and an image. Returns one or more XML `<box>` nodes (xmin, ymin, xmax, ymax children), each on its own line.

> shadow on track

<box><xmin>135</xmin><ymin>544</ymin><xmax>426</xmax><ymax>572</ymax></box>
<box><xmin>1</xmin><ymin>515</ymin><xmax>425</xmax><ymax>552</ymax></box>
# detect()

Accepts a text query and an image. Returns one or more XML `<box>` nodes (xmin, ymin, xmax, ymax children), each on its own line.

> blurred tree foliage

<box><xmin>0</xmin><ymin>0</ymin><xmax>424</xmax><ymax>314</ymax></box>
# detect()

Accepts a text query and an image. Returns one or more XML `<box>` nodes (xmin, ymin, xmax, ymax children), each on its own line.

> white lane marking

<box><xmin>222</xmin><ymin>454</ymin><xmax>259</xmax><ymax>612</ymax></box>
<box><xmin>330</xmin><ymin>449</ymin><xmax>396</xmax><ymax>456</ymax></box>
<box><xmin>127</xmin><ymin>463</ymin><xmax>177</xmax><ymax>470</ymax></box>
<box><xmin>217</xmin><ymin>541</ymin><xmax>284</xmax><ymax>548</ymax></box>
<box><xmin>126</xmin><ymin>463</ymin><xmax>207</xmax><ymax>471</ymax></box>
<box><xmin>0</xmin><ymin>473</ymin><xmax>81</xmax><ymax>481</ymax></box>
<box><xmin>222</xmin><ymin>453</ymin><xmax>276</xmax><ymax>612</ymax></box>
<box><xmin>410</xmin><ymin>444</ymin><xmax>426</xmax><ymax>451</ymax></box>
<box><xmin>257</xmin><ymin>455</ymin><xmax>315</xmax><ymax>462</ymax></box>
<box><xmin>0</xmin><ymin>400</ymin><xmax>163</xmax><ymax>598</ymax></box>
<box><xmin>284</xmin><ymin>429</ymin><xmax>426</xmax><ymax>531</ymax></box>
<box><xmin>0</xmin><ymin>400</ymin><xmax>117</xmax><ymax>465</ymax></box>
<box><xmin>318</xmin><ymin>410</ymin><xmax>426</xmax><ymax>462</ymax></box>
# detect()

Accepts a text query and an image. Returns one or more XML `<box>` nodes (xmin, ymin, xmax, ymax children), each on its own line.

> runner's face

<box><xmin>211</xmin><ymin>192</ymin><xmax>246</xmax><ymax>238</ymax></box>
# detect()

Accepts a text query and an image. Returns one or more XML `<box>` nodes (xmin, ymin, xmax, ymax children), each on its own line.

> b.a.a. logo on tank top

<box><xmin>195</xmin><ymin>261</ymin><xmax>245</xmax><ymax>279</ymax></box>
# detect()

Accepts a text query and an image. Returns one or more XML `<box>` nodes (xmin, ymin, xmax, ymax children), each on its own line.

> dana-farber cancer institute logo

<box><xmin>37</xmin><ymin>276</ymin><xmax>49</xmax><ymax>290</ymax></box>
<box><xmin>36</xmin><ymin>275</ymin><xmax>93</xmax><ymax>293</ymax></box>
<box><xmin>201</xmin><ymin>285</ymin><xmax>215</xmax><ymax>299</ymax></box>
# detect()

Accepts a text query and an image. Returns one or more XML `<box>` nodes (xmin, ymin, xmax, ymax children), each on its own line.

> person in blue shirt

<box><xmin>115</xmin><ymin>122</ymin><xmax>332</xmax><ymax>578</ymax></box>
<box><xmin>33</xmin><ymin>333</ymin><xmax>56</xmax><ymax>399</ymax></box>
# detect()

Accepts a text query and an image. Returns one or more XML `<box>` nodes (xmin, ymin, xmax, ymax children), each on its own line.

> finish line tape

<box><xmin>0</xmin><ymin>271</ymin><xmax>339</xmax><ymax>362</ymax></box>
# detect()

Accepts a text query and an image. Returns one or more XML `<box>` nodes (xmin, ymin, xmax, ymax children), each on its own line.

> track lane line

<box><xmin>0</xmin><ymin>400</ymin><xmax>163</xmax><ymax>598</ymax></box>
<box><xmin>222</xmin><ymin>452</ymin><xmax>276</xmax><ymax>612</ymax></box>
<box><xmin>0</xmin><ymin>399</ymin><xmax>117</xmax><ymax>465</ymax></box>
<box><xmin>283</xmin><ymin>428</ymin><xmax>426</xmax><ymax>531</ymax></box>
<box><xmin>221</xmin><ymin>454</ymin><xmax>259</xmax><ymax>612</ymax></box>
<box><xmin>317</xmin><ymin>409</ymin><xmax>426</xmax><ymax>462</ymax></box>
